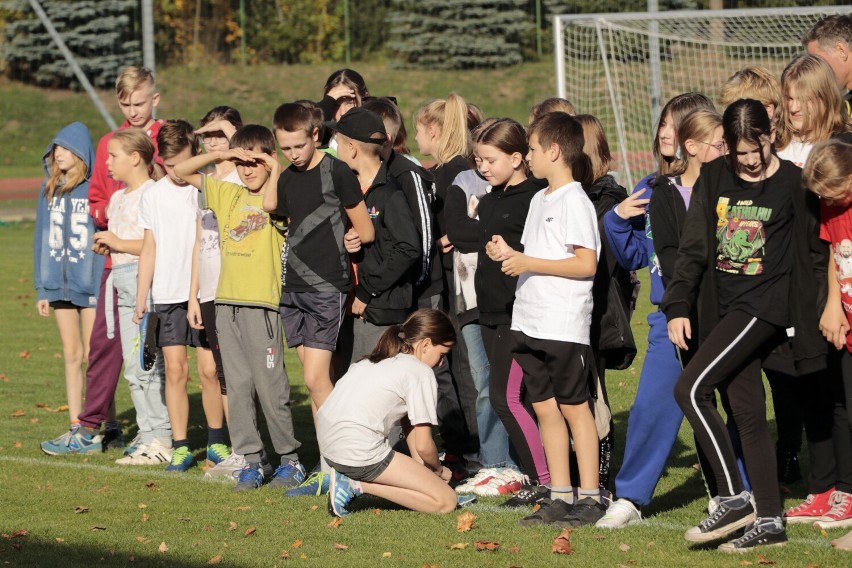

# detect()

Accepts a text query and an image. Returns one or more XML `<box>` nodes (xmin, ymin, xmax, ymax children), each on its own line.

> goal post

<box><xmin>553</xmin><ymin>6</ymin><xmax>852</xmax><ymax>190</ymax></box>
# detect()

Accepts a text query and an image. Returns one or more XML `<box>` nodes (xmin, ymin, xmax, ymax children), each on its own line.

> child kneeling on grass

<box><xmin>319</xmin><ymin>308</ymin><xmax>475</xmax><ymax>517</ymax></box>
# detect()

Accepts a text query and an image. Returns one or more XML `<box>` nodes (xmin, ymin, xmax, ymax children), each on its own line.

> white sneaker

<box><xmin>115</xmin><ymin>439</ymin><xmax>173</xmax><ymax>465</ymax></box>
<box><xmin>204</xmin><ymin>452</ymin><xmax>247</xmax><ymax>481</ymax></box>
<box><xmin>595</xmin><ymin>498</ymin><xmax>642</xmax><ymax>528</ymax></box>
<box><xmin>472</xmin><ymin>468</ymin><xmax>525</xmax><ymax>497</ymax></box>
<box><xmin>455</xmin><ymin>467</ymin><xmax>501</xmax><ymax>493</ymax></box>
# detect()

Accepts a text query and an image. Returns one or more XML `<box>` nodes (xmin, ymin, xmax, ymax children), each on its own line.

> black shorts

<box><xmin>280</xmin><ymin>291</ymin><xmax>346</xmax><ymax>351</ymax></box>
<box><xmin>155</xmin><ymin>302</ymin><xmax>201</xmax><ymax>348</ymax></box>
<box><xmin>199</xmin><ymin>300</ymin><xmax>226</xmax><ymax>395</ymax></box>
<box><xmin>49</xmin><ymin>300</ymin><xmax>78</xmax><ymax>310</ymax></box>
<box><xmin>325</xmin><ymin>449</ymin><xmax>395</xmax><ymax>482</ymax></box>
<box><xmin>510</xmin><ymin>330</ymin><xmax>594</xmax><ymax>405</ymax></box>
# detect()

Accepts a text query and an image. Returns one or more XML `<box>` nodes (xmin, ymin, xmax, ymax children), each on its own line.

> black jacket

<box><xmin>661</xmin><ymin>157</ymin><xmax>828</xmax><ymax>376</ymax></box>
<box><xmin>433</xmin><ymin>156</ymin><xmax>471</xmax><ymax>272</ymax></box>
<box><xmin>474</xmin><ymin>178</ymin><xmax>543</xmax><ymax>326</ymax></box>
<box><xmin>648</xmin><ymin>175</ymin><xmax>689</xmax><ymax>284</ymax></box>
<box><xmin>353</xmin><ymin>162</ymin><xmax>421</xmax><ymax>325</ymax></box>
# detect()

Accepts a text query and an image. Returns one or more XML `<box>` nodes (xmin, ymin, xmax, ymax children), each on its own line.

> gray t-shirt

<box><xmin>317</xmin><ymin>353</ymin><xmax>438</xmax><ymax>466</ymax></box>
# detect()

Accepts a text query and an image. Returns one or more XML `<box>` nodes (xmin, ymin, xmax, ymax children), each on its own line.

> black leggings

<box><xmin>674</xmin><ymin>310</ymin><xmax>782</xmax><ymax>518</ymax></box>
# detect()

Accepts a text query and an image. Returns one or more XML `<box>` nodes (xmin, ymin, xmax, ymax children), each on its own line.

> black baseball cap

<box><xmin>324</xmin><ymin>107</ymin><xmax>387</xmax><ymax>145</ymax></box>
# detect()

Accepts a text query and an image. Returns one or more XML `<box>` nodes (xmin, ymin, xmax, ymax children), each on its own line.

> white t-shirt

<box><xmin>316</xmin><ymin>354</ymin><xmax>439</xmax><ymax>467</ymax></box>
<box><xmin>197</xmin><ymin>170</ymin><xmax>243</xmax><ymax>303</ymax></box>
<box><xmin>777</xmin><ymin>140</ymin><xmax>813</xmax><ymax>168</ymax></box>
<box><xmin>511</xmin><ymin>181</ymin><xmax>600</xmax><ymax>344</ymax></box>
<box><xmin>107</xmin><ymin>179</ymin><xmax>156</xmax><ymax>266</ymax></box>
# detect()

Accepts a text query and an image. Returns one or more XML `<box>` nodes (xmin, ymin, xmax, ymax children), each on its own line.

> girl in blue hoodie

<box><xmin>34</xmin><ymin>122</ymin><xmax>104</xmax><ymax>437</ymax></box>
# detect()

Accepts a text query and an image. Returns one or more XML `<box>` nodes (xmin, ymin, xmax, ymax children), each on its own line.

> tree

<box><xmin>2</xmin><ymin>0</ymin><xmax>141</xmax><ymax>88</ymax></box>
<box><xmin>244</xmin><ymin>0</ymin><xmax>345</xmax><ymax>64</ymax></box>
<box><xmin>387</xmin><ymin>0</ymin><xmax>533</xmax><ymax>69</ymax></box>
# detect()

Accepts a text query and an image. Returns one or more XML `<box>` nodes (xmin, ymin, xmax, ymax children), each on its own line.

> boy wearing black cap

<box><xmin>265</xmin><ymin>103</ymin><xmax>374</xmax><ymax>422</ymax></box>
<box><xmin>329</xmin><ymin>108</ymin><xmax>422</xmax><ymax>365</ymax></box>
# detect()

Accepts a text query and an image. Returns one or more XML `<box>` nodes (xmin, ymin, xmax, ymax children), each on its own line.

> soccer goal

<box><xmin>554</xmin><ymin>6</ymin><xmax>852</xmax><ymax>190</ymax></box>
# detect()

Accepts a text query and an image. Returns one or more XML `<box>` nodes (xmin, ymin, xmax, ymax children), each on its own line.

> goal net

<box><xmin>554</xmin><ymin>6</ymin><xmax>852</xmax><ymax>190</ymax></box>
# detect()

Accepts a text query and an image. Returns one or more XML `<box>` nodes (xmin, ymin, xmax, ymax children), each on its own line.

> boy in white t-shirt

<box><xmin>133</xmin><ymin>120</ymin><xmax>229</xmax><ymax>471</ymax></box>
<box><xmin>487</xmin><ymin>112</ymin><xmax>603</xmax><ymax>528</ymax></box>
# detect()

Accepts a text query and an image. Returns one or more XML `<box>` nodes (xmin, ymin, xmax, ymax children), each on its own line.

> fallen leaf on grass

<box><xmin>243</xmin><ymin>527</ymin><xmax>256</xmax><ymax>537</ymax></box>
<box><xmin>382</xmin><ymin>552</ymin><xmax>391</xmax><ymax>558</ymax></box>
<box><xmin>619</xmin><ymin>543</ymin><xmax>631</xmax><ymax>552</ymax></box>
<box><xmin>90</xmin><ymin>526</ymin><xmax>107</xmax><ymax>531</ymax></box>
<box><xmin>647</xmin><ymin>540</ymin><xmax>655</xmax><ymax>547</ymax></box>
<box><xmin>236</xmin><ymin>505</ymin><xmax>251</xmax><ymax>511</ymax></box>
<box><xmin>447</xmin><ymin>543</ymin><xmax>468</xmax><ymax>550</ymax></box>
<box><xmin>19</xmin><ymin>351</ymin><xmax>31</xmax><ymax>359</ymax></box>
<box><xmin>138</xmin><ymin>503</ymin><xmax>147</xmax><ymax>509</ymax></box>
<box><xmin>36</xmin><ymin>403</ymin><xmax>48</xmax><ymax>408</ymax></box>
<box><xmin>30</xmin><ymin>418</ymin><xmax>39</xmax><ymax>424</ymax></box>
<box><xmin>291</xmin><ymin>539</ymin><xmax>303</xmax><ymax>549</ymax></box>
<box><xmin>310</xmin><ymin>505</ymin><xmax>318</xmax><ymax>511</ymax></box>
<box><xmin>328</xmin><ymin>517</ymin><xmax>343</xmax><ymax>528</ymax></box>
<box><xmin>552</xmin><ymin>528</ymin><xmax>574</xmax><ymax>555</ymax></box>
<box><xmin>55</xmin><ymin>538</ymin><xmax>65</xmax><ymax>543</ymax></box>
<box><xmin>333</xmin><ymin>543</ymin><xmax>349</xmax><ymax>550</ymax></box>
<box><xmin>474</xmin><ymin>540</ymin><xmax>500</xmax><ymax>551</ymax></box>
<box><xmin>204</xmin><ymin>527</ymin><xmax>214</xmax><ymax>532</ymax></box>
<box><xmin>507</xmin><ymin>546</ymin><xmax>520</xmax><ymax>553</ymax></box>
<box><xmin>13</xmin><ymin>441</ymin><xmax>22</xmax><ymax>449</ymax></box>
<box><xmin>757</xmin><ymin>553</ymin><xmax>776</xmax><ymax>565</ymax></box>
<box><xmin>456</xmin><ymin>511</ymin><xmax>476</xmax><ymax>532</ymax></box>
<box><xmin>373</xmin><ymin>509</ymin><xmax>381</xmax><ymax>515</ymax></box>
<box><xmin>9</xmin><ymin>409</ymin><xmax>25</xmax><ymax>417</ymax></box>
<box><xmin>135</xmin><ymin>536</ymin><xmax>150</xmax><ymax>544</ymax></box>
<box><xmin>43</xmin><ymin>405</ymin><xmax>68</xmax><ymax>413</ymax></box>
<box><xmin>96</xmin><ymin>486</ymin><xmax>109</xmax><ymax>493</ymax></box>
<box><xmin>280</xmin><ymin>550</ymin><xmax>290</xmax><ymax>559</ymax></box>
<box><xmin>158</xmin><ymin>542</ymin><xmax>168</xmax><ymax>553</ymax></box>
<box><xmin>207</xmin><ymin>555</ymin><xmax>222</xmax><ymax>564</ymax></box>
<box><xmin>141</xmin><ymin>514</ymin><xmax>150</xmax><ymax>522</ymax></box>
<box><xmin>0</xmin><ymin>373</ymin><xmax>10</xmax><ymax>382</ymax></box>
<box><xmin>300</xmin><ymin>553</ymin><xmax>307</xmax><ymax>559</ymax></box>
<box><xmin>228</xmin><ymin>521</ymin><xmax>238</xmax><ymax>531</ymax></box>
<box><xmin>74</xmin><ymin>506</ymin><xmax>89</xmax><ymax>514</ymax></box>
<box><xmin>1</xmin><ymin>530</ymin><xmax>28</xmax><ymax>539</ymax></box>
<box><xmin>739</xmin><ymin>562</ymin><xmax>753</xmax><ymax>567</ymax></box>
<box><xmin>145</xmin><ymin>482</ymin><xmax>158</xmax><ymax>489</ymax></box>
<box><xmin>819</xmin><ymin>526</ymin><xmax>829</xmax><ymax>538</ymax></box>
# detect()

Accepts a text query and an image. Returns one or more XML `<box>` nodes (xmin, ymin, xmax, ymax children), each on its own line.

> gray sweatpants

<box><xmin>215</xmin><ymin>304</ymin><xmax>300</xmax><ymax>464</ymax></box>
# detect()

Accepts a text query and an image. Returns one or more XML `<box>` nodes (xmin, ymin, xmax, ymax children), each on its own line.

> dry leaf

<box><xmin>0</xmin><ymin>373</ymin><xmax>10</xmax><ymax>382</ymax></box>
<box><xmin>373</xmin><ymin>509</ymin><xmax>382</xmax><ymax>515</ymax></box>
<box><xmin>35</xmin><ymin>403</ymin><xmax>48</xmax><ymax>408</ymax></box>
<box><xmin>141</xmin><ymin>514</ymin><xmax>150</xmax><ymax>523</ymax></box>
<box><xmin>96</xmin><ymin>486</ymin><xmax>109</xmax><ymax>493</ymax></box>
<box><xmin>292</xmin><ymin>539</ymin><xmax>303</xmax><ymax>549</ymax></box>
<box><xmin>19</xmin><ymin>351</ymin><xmax>31</xmax><ymax>359</ymax></box>
<box><xmin>55</xmin><ymin>538</ymin><xmax>65</xmax><ymax>543</ymax></box>
<box><xmin>138</xmin><ymin>503</ymin><xmax>147</xmax><ymax>509</ymax></box>
<box><xmin>533</xmin><ymin>502</ymin><xmax>542</xmax><ymax>512</ymax></box>
<box><xmin>74</xmin><ymin>506</ymin><xmax>89</xmax><ymax>514</ymax></box>
<box><xmin>333</xmin><ymin>543</ymin><xmax>349</xmax><ymax>550</ymax></box>
<box><xmin>13</xmin><ymin>441</ymin><xmax>22</xmax><ymax>449</ymax></box>
<box><xmin>552</xmin><ymin>528</ymin><xmax>574</xmax><ymax>555</ymax></box>
<box><xmin>507</xmin><ymin>546</ymin><xmax>520</xmax><ymax>553</ymax></box>
<box><xmin>243</xmin><ymin>527</ymin><xmax>256</xmax><ymax>537</ymax></box>
<box><xmin>447</xmin><ymin>543</ymin><xmax>468</xmax><ymax>550</ymax></box>
<box><xmin>7</xmin><ymin>530</ymin><xmax>28</xmax><ymax>539</ymax></box>
<box><xmin>135</xmin><ymin>536</ymin><xmax>150</xmax><ymax>544</ymax></box>
<box><xmin>280</xmin><ymin>550</ymin><xmax>290</xmax><ymax>559</ymax></box>
<box><xmin>310</xmin><ymin>505</ymin><xmax>319</xmax><ymax>511</ymax></box>
<box><xmin>740</xmin><ymin>562</ymin><xmax>753</xmax><ymax>567</ymax></box>
<box><xmin>30</xmin><ymin>418</ymin><xmax>39</xmax><ymax>424</ymax></box>
<box><xmin>299</xmin><ymin>553</ymin><xmax>307</xmax><ymax>560</ymax></box>
<box><xmin>474</xmin><ymin>540</ymin><xmax>500</xmax><ymax>551</ymax></box>
<box><xmin>158</xmin><ymin>542</ymin><xmax>168</xmax><ymax>553</ymax></box>
<box><xmin>207</xmin><ymin>555</ymin><xmax>222</xmax><ymax>565</ymax></box>
<box><xmin>9</xmin><ymin>409</ymin><xmax>25</xmax><ymax>417</ymax></box>
<box><xmin>456</xmin><ymin>511</ymin><xmax>476</xmax><ymax>532</ymax></box>
<box><xmin>382</xmin><ymin>552</ymin><xmax>392</xmax><ymax>558</ymax></box>
<box><xmin>145</xmin><ymin>482</ymin><xmax>158</xmax><ymax>489</ymax></box>
<box><xmin>236</xmin><ymin>506</ymin><xmax>251</xmax><ymax>511</ymax></box>
<box><xmin>619</xmin><ymin>543</ymin><xmax>631</xmax><ymax>552</ymax></box>
<box><xmin>819</xmin><ymin>526</ymin><xmax>829</xmax><ymax>538</ymax></box>
<box><xmin>328</xmin><ymin>517</ymin><xmax>343</xmax><ymax>528</ymax></box>
<box><xmin>757</xmin><ymin>553</ymin><xmax>776</xmax><ymax>565</ymax></box>
<box><xmin>646</xmin><ymin>540</ymin><xmax>655</xmax><ymax>547</ymax></box>
<box><xmin>228</xmin><ymin>521</ymin><xmax>238</xmax><ymax>531</ymax></box>
<box><xmin>204</xmin><ymin>527</ymin><xmax>214</xmax><ymax>532</ymax></box>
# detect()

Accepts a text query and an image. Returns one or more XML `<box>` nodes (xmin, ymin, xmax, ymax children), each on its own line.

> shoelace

<box><xmin>699</xmin><ymin>503</ymin><xmax>730</xmax><ymax>530</ymax></box>
<box><xmin>831</xmin><ymin>493</ymin><xmax>852</xmax><ymax>512</ymax></box>
<box><xmin>238</xmin><ymin>467</ymin><xmax>262</xmax><ymax>483</ymax></box>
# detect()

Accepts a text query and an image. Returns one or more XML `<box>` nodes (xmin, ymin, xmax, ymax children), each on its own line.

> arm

<box><xmin>93</xmin><ymin>231</ymin><xmax>143</xmax><ymax>256</ymax></box>
<box><xmin>820</xmin><ymin>247</ymin><xmax>850</xmax><ymax>350</ymax></box>
<box><xmin>344</xmin><ymin>202</ymin><xmax>375</xmax><ymax>245</ymax></box>
<box><xmin>174</xmin><ymin>150</ymin><xmax>233</xmax><ymax>190</ymax></box>
<box><xmin>444</xmin><ymin>184</ymin><xmax>482</xmax><ymax>253</ymax></box>
<box><xmin>133</xmin><ymin>229</ymin><xmax>156</xmax><ymax>323</ymax></box>
<box><xmin>411</xmin><ymin>423</ymin><xmax>449</xmax><ymax>481</ymax></box>
<box><xmin>603</xmin><ymin>189</ymin><xmax>651</xmax><ymax>271</ymax></box>
<box><xmin>187</xmin><ymin>217</ymin><xmax>204</xmax><ymax>330</ymax></box>
<box><xmin>488</xmin><ymin>236</ymin><xmax>597</xmax><ymax>278</ymax></box>
<box><xmin>33</xmin><ymin>191</ymin><xmax>49</xmax><ymax>316</ymax></box>
<box><xmin>262</xmin><ymin>174</ymin><xmax>280</xmax><ymax>213</ymax></box>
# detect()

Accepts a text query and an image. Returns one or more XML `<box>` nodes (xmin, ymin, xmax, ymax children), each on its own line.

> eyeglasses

<box><xmin>698</xmin><ymin>140</ymin><xmax>727</xmax><ymax>152</ymax></box>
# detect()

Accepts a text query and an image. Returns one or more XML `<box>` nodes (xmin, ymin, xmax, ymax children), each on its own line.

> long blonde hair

<box><xmin>576</xmin><ymin>114</ymin><xmax>613</xmax><ymax>181</ymax></box>
<box><xmin>803</xmin><ymin>139</ymin><xmax>852</xmax><ymax>200</ymax></box>
<box><xmin>669</xmin><ymin>109</ymin><xmax>723</xmax><ymax>177</ymax></box>
<box><xmin>414</xmin><ymin>93</ymin><xmax>471</xmax><ymax>164</ymax></box>
<box><xmin>44</xmin><ymin>147</ymin><xmax>87</xmax><ymax>201</ymax></box>
<box><xmin>110</xmin><ymin>128</ymin><xmax>163</xmax><ymax>181</ymax></box>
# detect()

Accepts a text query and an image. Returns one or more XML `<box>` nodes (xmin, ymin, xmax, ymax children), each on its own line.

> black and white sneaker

<box><xmin>501</xmin><ymin>484</ymin><xmax>549</xmax><ymax>508</ymax></box>
<box><xmin>554</xmin><ymin>497</ymin><xmax>607</xmax><ymax>528</ymax></box>
<box><xmin>718</xmin><ymin>517</ymin><xmax>787</xmax><ymax>553</ymax></box>
<box><xmin>685</xmin><ymin>491</ymin><xmax>755</xmax><ymax>543</ymax></box>
<box><xmin>518</xmin><ymin>498</ymin><xmax>573</xmax><ymax>526</ymax></box>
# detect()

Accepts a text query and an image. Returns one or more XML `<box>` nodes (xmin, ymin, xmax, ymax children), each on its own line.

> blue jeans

<box><xmin>462</xmin><ymin>323</ymin><xmax>515</xmax><ymax>469</ymax></box>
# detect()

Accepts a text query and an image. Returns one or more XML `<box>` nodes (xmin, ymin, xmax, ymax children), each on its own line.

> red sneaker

<box><xmin>784</xmin><ymin>488</ymin><xmax>834</xmax><ymax>524</ymax></box>
<box><xmin>817</xmin><ymin>491</ymin><xmax>852</xmax><ymax>529</ymax></box>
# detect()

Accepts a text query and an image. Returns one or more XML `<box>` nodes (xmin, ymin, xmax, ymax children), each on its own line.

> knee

<box><xmin>488</xmin><ymin>389</ymin><xmax>510</xmax><ymax>416</ymax></box>
<box><xmin>434</xmin><ymin>487</ymin><xmax>458</xmax><ymax>514</ymax></box>
<box><xmin>64</xmin><ymin>345</ymin><xmax>84</xmax><ymax>367</ymax></box>
<box><xmin>673</xmin><ymin>376</ymin><xmax>695</xmax><ymax>410</ymax></box>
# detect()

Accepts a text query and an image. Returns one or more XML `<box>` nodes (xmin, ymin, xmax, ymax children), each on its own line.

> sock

<box><xmin>173</xmin><ymin>439</ymin><xmax>190</xmax><ymax>451</ymax></box>
<box><xmin>551</xmin><ymin>486</ymin><xmax>575</xmax><ymax>505</ymax></box>
<box><xmin>757</xmin><ymin>517</ymin><xmax>784</xmax><ymax>531</ymax></box>
<box><xmin>578</xmin><ymin>488</ymin><xmax>601</xmax><ymax>503</ymax></box>
<box><xmin>350</xmin><ymin>479</ymin><xmax>364</xmax><ymax>494</ymax></box>
<box><xmin>104</xmin><ymin>420</ymin><xmax>120</xmax><ymax>432</ymax></box>
<box><xmin>720</xmin><ymin>490</ymin><xmax>750</xmax><ymax>509</ymax></box>
<box><xmin>207</xmin><ymin>427</ymin><xmax>227</xmax><ymax>446</ymax></box>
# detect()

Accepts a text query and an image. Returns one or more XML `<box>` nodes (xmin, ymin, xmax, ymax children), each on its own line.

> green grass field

<box><xmin>0</xmin><ymin>220</ymin><xmax>847</xmax><ymax>567</ymax></box>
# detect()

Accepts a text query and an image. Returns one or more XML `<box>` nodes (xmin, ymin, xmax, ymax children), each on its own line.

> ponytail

<box><xmin>415</xmin><ymin>93</ymin><xmax>472</xmax><ymax>164</ymax></box>
<box><xmin>367</xmin><ymin>309</ymin><xmax>456</xmax><ymax>363</ymax></box>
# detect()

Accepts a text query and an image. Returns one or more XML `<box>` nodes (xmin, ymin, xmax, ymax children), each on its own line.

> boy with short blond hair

<box><xmin>175</xmin><ymin>125</ymin><xmax>303</xmax><ymax>491</ymax></box>
<box><xmin>719</xmin><ymin>66</ymin><xmax>783</xmax><ymax>126</ymax></box>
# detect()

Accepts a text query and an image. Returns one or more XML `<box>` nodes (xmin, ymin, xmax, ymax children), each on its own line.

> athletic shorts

<box><xmin>49</xmin><ymin>300</ymin><xmax>78</xmax><ymax>310</ymax></box>
<box><xmin>509</xmin><ymin>330</ymin><xmax>594</xmax><ymax>405</ymax></box>
<box><xmin>280</xmin><ymin>291</ymin><xmax>346</xmax><ymax>351</ymax></box>
<box><xmin>155</xmin><ymin>302</ymin><xmax>201</xmax><ymax>348</ymax></box>
<box><xmin>199</xmin><ymin>300</ymin><xmax>226</xmax><ymax>395</ymax></box>
<box><xmin>325</xmin><ymin>449</ymin><xmax>395</xmax><ymax>482</ymax></box>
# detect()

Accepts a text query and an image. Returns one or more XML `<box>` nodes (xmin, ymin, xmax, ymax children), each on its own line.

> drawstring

<box><xmin>264</xmin><ymin>309</ymin><xmax>274</xmax><ymax>340</ymax></box>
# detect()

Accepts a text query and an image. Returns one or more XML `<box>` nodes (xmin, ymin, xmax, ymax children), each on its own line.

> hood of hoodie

<box><xmin>586</xmin><ymin>174</ymin><xmax>627</xmax><ymax>203</ymax></box>
<box><xmin>42</xmin><ymin>122</ymin><xmax>95</xmax><ymax>180</ymax></box>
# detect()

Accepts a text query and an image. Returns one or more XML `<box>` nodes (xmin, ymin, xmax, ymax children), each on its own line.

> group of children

<box><xmin>31</xmin><ymin>14</ymin><xmax>852</xmax><ymax>554</ymax></box>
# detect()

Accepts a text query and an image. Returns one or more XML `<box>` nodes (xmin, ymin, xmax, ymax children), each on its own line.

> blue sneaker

<box><xmin>206</xmin><ymin>443</ymin><xmax>231</xmax><ymax>465</ymax></box>
<box><xmin>165</xmin><ymin>446</ymin><xmax>194</xmax><ymax>472</ymax></box>
<box><xmin>233</xmin><ymin>464</ymin><xmax>265</xmax><ymax>492</ymax></box>
<box><xmin>41</xmin><ymin>425</ymin><xmax>103</xmax><ymax>455</ymax></box>
<box><xmin>268</xmin><ymin>460</ymin><xmax>306</xmax><ymax>489</ymax></box>
<box><xmin>328</xmin><ymin>469</ymin><xmax>362</xmax><ymax>517</ymax></box>
<box><xmin>457</xmin><ymin>494</ymin><xmax>478</xmax><ymax>508</ymax></box>
<box><xmin>285</xmin><ymin>471</ymin><xmax>330</xmax><ymax>497</ymax></box>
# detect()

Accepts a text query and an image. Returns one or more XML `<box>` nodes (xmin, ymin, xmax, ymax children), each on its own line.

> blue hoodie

<box><xmin>603</xmin><ymin>173</ymin><xmax>665</xmax><ymax>306</ymax></box>
<box><xmin>33</xmin><ymin>122</ymin><xmax>104</xmax><ymax>307</ymax></box>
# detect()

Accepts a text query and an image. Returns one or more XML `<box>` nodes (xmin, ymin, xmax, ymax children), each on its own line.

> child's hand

<box><xmin>36</xmin><ymin>300</ymin><xmax>50</xmax><ymax>317</ymax></box>
<box><xmin>93</xmin><ymin>231</ymin><xmax>120</xmax><ymax>252</ymax></box>
<box><xmin>246</xmin><ymin>151</ymin><xmax>280</xmax><ymax>172</ymax></box>
<box><xmin>221</xmin><ymin>147</ymin><xmax>257</xmax><ymax>164</ymax></box>
<box><xmin>327</xmin><ymin>84</ymin><xmax>356</xmax><ymax>102</ymax></box>
<box><xmin>344</xmin><ymin>227</ymin><xmax>362</xmax><ymax>253</ymax></box>
<box><xmin>667</xmin><ymin>317</ymin><xmax>692</xmax><ymax>350</ymax></box>
<box><xmin>486</xmin><ymin>235</ymin><xmax>514</xmax><ymax>261</ymax></box>
<box><xmin>501</xmin><ymin>253</ymin><xmax>530</xmax><ymax>277</ymax></box>
<box><xmin>92</xmin><ymin>241</ymin><xmax>111</xmax><ymax>256</ymax></box>
<box><xmin>819</xmin><ymin>300</ymin><xmax>850</xmax><ymax>350</ymax></box>
<box><xmin>352</xmin><ymin>297</ymin><xmax>367</xmax><ymax>318</ymax></box>
<box><xmin>195</xmin><ymin>120</ymin><xmax>237</xmax><ymax>141</ymax></box>
<box><xmin>132</xmin><ymin>304</ymin><xmax>147</xmax><ymax>325</ymax></box>
<box><xmin>187</xmin><ymin>299</ymin><xmax>204</xmax><ymax>330</ymax></box>
<box><xmin>438</xmin><ymin>465</ymin><xmax>452</xmax><ymax>483</ymax></box>
<box><xmin>614</xmin><ymin>188</ymin><xmax>650</xmax><ymax>220</ymax></box>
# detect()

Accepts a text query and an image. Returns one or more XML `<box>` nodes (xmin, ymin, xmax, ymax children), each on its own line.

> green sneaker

<box><xmin>207</xmin><ymin>443</ymin><xmax>231</xmax><ymax>465</ymax></box>
<box><xmin>165</xmin><ymin>446</ymin><xmax>194</xmax><ymax>472</ymax></box>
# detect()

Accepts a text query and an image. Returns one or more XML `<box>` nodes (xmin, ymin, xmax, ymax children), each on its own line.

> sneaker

<box><xmin>204</xmin><ymin>453</ymin><xmax>248</xmax><ymax>481</ymax></box>
<box><xmin>268</xmin><ymin>460</ymin><xmax>307</xmax><ymax>489</ymax></box>
<box><xmin>165</xmin><ymin>446</ymin><xmax>194</xmax><ymax>472</ymax></box>
<box><xmin>457</xmin><ymin>494</ymin><xmax>477</xmax><ymax>508</ymax></box>
<box><xmin>233</xmin><ymin>464</ymin><xmax>264</xmax><ymax>492</ymax></box>
<box><xmin>784</xmin><ymin>488</ymin><xmax>834</xmax><ymax>524</ymax></box>
<box><xmin>115</xmin><ymin>440</ymin><xmax>173</xmax><ymax>465</ymax></box>
<box><xmin>554</xmin><ymin>497</ymin><xmax>607</xmax><ymax>528</ymax></box>
<box><xmin>777</xmin><ymin>449</ymin><xmax>802</xmax><ymax>484</ymax></box>
<box><xmin>684</xmin><ymin>491</ymin><xmax>755</xmax><ymax>543</ymax></box>
<box><xmin>831</xmin><ymin>528</ymin><xmax>852</xmax><ymax>551</ymax></box>
<box><xmin>40</xmin><ymin>425</ymin><xmax>103</xmax><ymax>455</ymax></box>
<box><xmin>101</xmin><ymin>426</ymin><xmax>125</xmax><ymax>451</ymax></box>
<box><xmin>469</xmin><ymin>469</ymin><xmax>525</xmax><ymax>497</ymax></box>
<box><xmin>708</xmin><ymin>496</ymin><xmax>721</xmax><ymax>516</ymax></box>
<box><xmin>816</xmin><ymin>490</ymin><xmax>852</xmax><ymax>529</ymax></box>
<box><xmin>718</xmin><ymin>517</ymin><xmax>787</xmax><ymax>553</ymax></box>
<box><xmin>328</xmin><ymin>470</ymin><xmax>362</xmax><ymax>517</ymax></box>
<box><xmin>206</xmin><ymin>443</ymin><xmax>231</xmax><ymax>466</ymax></box>
<box><xmin>518</xmin><ymin>498</ymin><xmax>574</xmax><ymax>527</ymax></box>
<box><xmin>501</xmin><ymin>484</ymin><xmax>549</xmax><ymax>508</ymax></box>
<box><xmin>596</xmin><ymin>498</ymin><xmax>642</xmax><ymax>529</ymax></box>
<box><xmin>123</xmin><ymin>433</ymin><xmax>143</xmax><ymax>456</ymax></box>
<box><xmin>285</xmin><ymin>471</ymin><xmax>330</xmax><ymax>497</ymax></box>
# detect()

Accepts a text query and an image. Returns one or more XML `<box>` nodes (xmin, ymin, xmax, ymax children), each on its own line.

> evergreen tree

<box><xmin>387</xmin><ymin>0</ymin><xmax>532</xmax><ymax>69</ymax></box>
<box><xmin>2</xmin><ymin>0</ymin><xmax>141</xmax><ymax>89</ymax></box>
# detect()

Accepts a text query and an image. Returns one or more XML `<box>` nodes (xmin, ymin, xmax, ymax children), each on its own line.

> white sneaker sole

<box><xmin>684</xmin><ymin>512</ymin><xmax>755</xmax><ymax>543</ymax></box>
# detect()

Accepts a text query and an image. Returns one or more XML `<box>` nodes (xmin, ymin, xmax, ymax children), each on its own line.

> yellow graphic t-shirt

<box><xmin>202</xmin><ymin>177</ymin><xmax>284</xmax><ymax>309</ymax></box>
